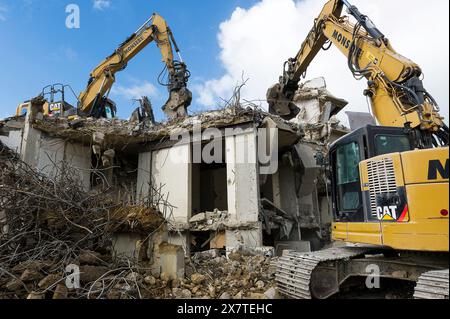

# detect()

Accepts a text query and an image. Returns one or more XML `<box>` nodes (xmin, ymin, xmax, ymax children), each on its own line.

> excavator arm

<box><xmin>78</xmin><ymin>13</ymin><xmax>192</xmax><ymax>119</ymax></box>
<box><xmin>267</xmin><ymin>0</ymin><xmax>448</xmax><ymax>147</ymax></box>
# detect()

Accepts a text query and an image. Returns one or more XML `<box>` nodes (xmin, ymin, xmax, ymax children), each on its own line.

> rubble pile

<box><xmin>138</xmin><ymin>249</ymin><xmax>278</xmax><ymax>300</ymax></box>
<box><xmin>0</xmin><ymin>141</ymin><xmax>280</xmax><ymax>299</ymax></box>
<box><xmin>0</xmin><ymin>141</ymin><xmax>166</xmax><ymax>299</ymax></box>
<box><xmin>181</xmin><ymin>250</ymin><xmax>279</xmax><ymax>300</ymax></box>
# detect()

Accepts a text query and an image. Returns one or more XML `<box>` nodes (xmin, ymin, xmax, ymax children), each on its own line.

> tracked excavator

<box><xmin>16</xmin><ymin>13</ymin><xmax>192</xmax><ymax>120</ymax></box>
<box><xmin>268</xmin><ymin>0</ymin><xmax>449</xmax><ymax>299</ymax></box>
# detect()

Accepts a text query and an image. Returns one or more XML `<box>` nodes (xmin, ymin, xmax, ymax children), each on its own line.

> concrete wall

<box><xmin>21</xmin><ymin>118</ymin><xmax>42</xmax><ymax>167</ymax></box>
<box><xmin>279</xmin><ymin>163</ymin><xmax>299</xmax><ymax>218</ymax></box>
<box><xmin>169</xmin><ymin>232</ymin><xmax>190</xmax><ymax>256</ymax></box>
<box><xmin>65</xmin><ymin>142</ymin><xmax>91</xmax><ymax>191</ymax></box>
<box><xmin>7</xmin><ymin>117</ymin><xmax>92</xmax><ymax>190</ymax></box>
<box><xmin>0</xmin><ymin>130</ymin><xmax>23</xmax><ymax>154</ymax></box>
<box><xmin>137</xmin><ymin>151</ymin><xmax>152</xmax><ymax>202</ymax></box>
<box><xmin>151</xmin><ymin>143</ymin><xmax>192</xmax><ymax>223</ymax></box>
<box><xmin>225</xmin><ymin>130</ymin><xmax>259</xmax><ymax>223</ymax></box>
<box><xmin>37</xmin><ymin>136</ymin><xmax>66</xmax><ymax>180</ymax></box>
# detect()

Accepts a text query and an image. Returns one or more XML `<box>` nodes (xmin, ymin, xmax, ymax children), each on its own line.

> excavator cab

<box><xmin>87</xmin><ymin>96</ymin><xmax>117</xmax><ymax>119</ymax></box>
<box><xmin>16</xmin><ymin>84</ymin><xmax>76</xmax><ymax>118</ymax></box>
<box><xmin>329</xmin><ymin>125</ymin><xmax>414</xmax><ymax>223</ymax></box>
<box><xmin>41</xmin><ymin>84</ymin><xmax>76</xmax><ymax>117</ymax></box>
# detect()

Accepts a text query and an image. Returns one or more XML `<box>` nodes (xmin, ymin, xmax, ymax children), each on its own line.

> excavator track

<box><xmin>275</xmin><ymin>247</ymin><xmax>372</xmax><ymax>299</ymax></box>
<box><xmin>414</xmin><ymin>269</ymin><xmax>449</xmax><ymax>299</ymax></box>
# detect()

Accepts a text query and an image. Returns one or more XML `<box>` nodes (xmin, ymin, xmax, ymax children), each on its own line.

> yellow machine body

<box><xmin>333</xmin><ymin>147</ymin><xmax>449</xmax><ymax>252</ymax></box>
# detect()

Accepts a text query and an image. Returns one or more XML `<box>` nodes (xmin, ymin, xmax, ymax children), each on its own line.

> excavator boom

<box><xmin>78</xmin><ymin>13</ymin><xmax>192</xmax><ymax>119</ymax></box>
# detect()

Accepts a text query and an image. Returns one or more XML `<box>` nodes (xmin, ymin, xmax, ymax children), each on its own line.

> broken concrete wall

<box><xmin>6</xmin><ymin>102</ymin><xmax>342</xmax><ymax>255</ymax></box>
<box><xmin>290</xmin><ymin>77</ymin><xmax>348</xmax><ymax>143</ymax></box>
<box><xmin>225</xmin><ymin>130</ymin><xmax>259</xmax><ymax>223</ymax></box>
<box><xmin>65</xmin><ymin>142</ymin><xmax>91</xmax><ymax>191</ymax></box>
<box><xmin>2</xmin><ymin>108</ymin><xmax>92</xmax><ymax>191</ymax></box>
<box><xmin>0</xmin><ymin>130</ymin><xmax>22</xmax><ymax>154</ymax></box>
<box><xmin>225</xmin><ymin>227</ymin><xmax>263</xmax><ymax>252</ymax></box>
<box><xmin>36</xmin><ymin>136</ymin><xmax>65</xmax><ymax>179</ymax></box>
<box><xmin>151</xmin><ymin>143</ymin><xmax>192</xmax><ymax>224</ymax></box>
<box><xmin>110</xmin><ymin>216</ymin><xmax>186</xmax><ymax>280</ymax></box>
<box><xmin>21</xmin><ymin>114</ymin><xmax>42</xmax><ymax>167</ymax></box>
<box><xmin>137</xmin><ymin>151</ymin><xmax>152</xmax><ymax>202</ymax></box>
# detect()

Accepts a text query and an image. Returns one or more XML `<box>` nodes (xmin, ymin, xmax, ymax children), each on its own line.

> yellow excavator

<box><xmin>269</xmin><ymin>0</ymin><xmax>449</xmax><ymax>299</ymax></box>
<box><xmin>16</xmin><ymin>13</ymin><xmax>192</xmax><ymax>120</ymax></box>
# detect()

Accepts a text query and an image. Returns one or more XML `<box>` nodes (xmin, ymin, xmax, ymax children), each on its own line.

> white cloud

<box><xmin>195</xmin><ymin>0</ymin><xmax>449</xmax><ymax>124</ymax></box>
<box><xmin>111</xmin><ymin>81</ymin><xmax>158</xmax><ymax>100</ymax></box>
<box><xmin>0</xmin><ymin>5</ymin><xmax>8</xmax><ymax>21</ymax></box>
<box><xmin>93</xmin><ymin>0</ymin><xmax>111</xmax><ymax>11</ymax></box>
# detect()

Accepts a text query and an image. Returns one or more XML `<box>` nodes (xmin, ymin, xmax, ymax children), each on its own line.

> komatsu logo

<box><xmin>428</xmin><ymin>159</ymin><xmax>449</xmax><ymax>180</ymax></box>
<box><xmin>332</xmin><ymin>30</ymin><xmax>351</xmax><ymax>49</ymax></box>
<box><xmin>124</xmin><ymin>36</ymin><xmax>144</xmax><ymax>54</ymax></box>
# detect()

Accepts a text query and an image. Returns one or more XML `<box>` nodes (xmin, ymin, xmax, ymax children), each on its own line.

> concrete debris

<box><xmin>191</xmin><ymin>274</ymin><xmax>207</xmax><ymax>285</ymax></box>
<box><xmin>189</xmin><ymin>210</ymin><xmax>230</xmax><ymax>231</ymax></box>
<box><xmin>290</xmin><ymin>77</ymin><xmax>349</xmax><ymax>142</ymax></box>
<box><xmin>102</xmin><ymin>149</ymin><xmax>115</xmax><ymax>167</ymax></box>
<box><xmin>0</xmin><ymin>78</ymin><xmax>352</xmax><ymax>299</ymax></box>
<box><xmin>20</xmin><ymin>105</ymin><xmax>299</xmax><ymax>152</ymax></box>
<box><xmin>0</xmin><ymin>141</ymin><xmax>183</xmax><ymax>299</ymax></box>
<box><xmin>144</xmin><ymin>275</ymin><xmax>157</xmax><ymax>286</ymax></box>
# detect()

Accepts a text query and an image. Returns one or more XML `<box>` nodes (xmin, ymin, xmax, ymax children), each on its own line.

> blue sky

<box><xmin>1</xmin><ymin>0</ymin><xmax>448</xmax><ymax>123</ymax></box>
<box><xmin>0</xmin><ymin>0</ymin><xmax>259</xmax><ymax>120</ymax></box>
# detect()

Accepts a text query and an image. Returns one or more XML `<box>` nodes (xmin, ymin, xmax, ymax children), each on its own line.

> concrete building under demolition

<box><xmin>0</xmin><ymin>78</ymin><xmax>349</xmax><ymax>258</ymax></box>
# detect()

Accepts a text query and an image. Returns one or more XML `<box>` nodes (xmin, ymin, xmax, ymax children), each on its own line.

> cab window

<box><xmin>375</xmin><ymin>135</ymin><xmax>412</xmax><ymax>156</ymax></box>
<box><xmin>336</xmin><ymin>142</ymin><xmax>361</xmax><ymax>211</ymax></box>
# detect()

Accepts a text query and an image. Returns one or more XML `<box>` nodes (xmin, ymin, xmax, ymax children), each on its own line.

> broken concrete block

<box><xmin>27</xmin><ymin>292</ymin><xmax>45</xmax><ymax>299</ymax></box>
<box><xmin>144</xmin><ymin>275</ymin><xmax>156</xmax><ymax>286</ymax></box>
<box><xmin>112</xmin><ymin>232</ymin><xmax>143</xmax><ymax>261</ymax></box>
<box><xmin>92</xmin><ymin>144</ymin><xmax>102</xmax><ymax>155</ymax></box>
<box><xmin>264</xmin><ymin>287</ymin><xmax>280</xmax><ymax>299</ymax></box>
<box><xmin>208</xmin><ymin>285</ymin><xmax>216</xmax><ymax>298</ymax></box>
<box><xmin>255</xmin><ymin>280</ymin><xmax>265</xmax><ymax>289</ymax></box>
<box><xmin>192</xmin><ymin>249</ymin><xmax>220</xmax><ymax>261</ymax></box>
<box><xmin>171</xmin><ymin>278</ymin><xmax>181</xmax><ymax>288</ymax></box>
<box><xmin>189</xmin><ymin>213</ymin><xmax>206</xmax><ymax>223</ymax></box>
<box><xmin>219</xmin><ymin>292</ymin><xmax>231</xmax><ymax>299</ymax></box>
<box><xmin>190</xmin><ymin>273</ymin><xmax>206</xmax><ymax>285</ymax></box>
<box><xmin>92</xmin><ymin>132</ymin><xmax>105</xmax><ymax>145</ymax></box>
<box><xmin>101</xmin><ymin>149</ymin><xmax>115</xmax><ymax>167</ymax></box>
<box><xmin>172</xmin><ymin>288</ymin><xmax>192</xmax><ymax>299</ymax></box>
<box><xmin>159</xmin><ymin>243</ymin><xmax>185</xmax><ymax>280</ymax></box>
<box><xmin>160</xmin><ymin>272</ymin><xmax>170</xmax><ymax>282</ymax></box>
<box><xmin>126</xmin><ymin>272</ymin><xmax>143</xmax><ymax>282</ymax></box>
